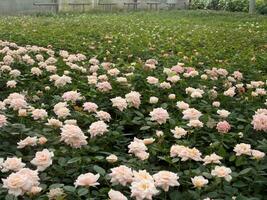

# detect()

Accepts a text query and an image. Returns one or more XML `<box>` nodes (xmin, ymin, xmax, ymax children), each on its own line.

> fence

<box><xmin>0</xmin><ymin>0</ymin><xmax>189</xmax><ymax>15</ymax></box>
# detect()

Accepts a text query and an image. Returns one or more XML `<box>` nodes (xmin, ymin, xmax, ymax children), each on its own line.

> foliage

<box><xmin>0</xmin><ymin>11</ymin><xmax>266</xmax><ymax>200</ymax></box>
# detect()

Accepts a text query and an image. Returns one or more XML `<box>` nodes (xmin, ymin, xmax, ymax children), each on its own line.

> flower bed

<box><xmin>0</xmin><ymin>40</ymin><xmax>266</xmax><ymax>200</ymax></box>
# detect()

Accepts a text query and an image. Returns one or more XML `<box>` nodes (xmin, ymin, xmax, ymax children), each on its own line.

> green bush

<box><xmin>190</xmin><ymin>0</ymin><xmax>257</xmax><ymax>13</ymax></box>
<box><xmin>257</xmin><ymin>0</ymin><xmax>267</xmax><ymax>14</ymax></box>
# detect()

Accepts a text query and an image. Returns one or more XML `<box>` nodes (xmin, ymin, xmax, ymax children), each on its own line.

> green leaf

<box><xmin>77</xmin><ymin>188</ymin><xmax>89</xmax><ymax>196</ymax></box>
<box><xmin>239</xmin><ymin>168</ymin><xmax>252</xmax><ymax>175</ymax></box>
<box><xmin>49</xmin><ymin>183</ymin><xmax>65</xmax><ymax>189</ymax></box>
<box><xmin>5</xmin><ymin>194</ymin><xmax>17</xmax><ymax>200</ymax></box>
<box><xmin>93</xmin><ymin>165</ymin><xmax>106</xmax><ymax>176</ymax></box>
<box><xmin>63</xmin><ymin>186</ymin><xmax>76</xmax><ymax>193</ymax></box>
<box><xmin>67</xmin><ymin>157</ymin><xmax>81</xmax><ymax>164</ymax></box>
<box><xmin>169</xmin><ymin>190</ymin><xmax>183</xmax><ymax>200</ymax></box>
<box><xmin>140</xmin><ymin>126</ymin><xmax>150</xmax><ymax>131</ymax></box>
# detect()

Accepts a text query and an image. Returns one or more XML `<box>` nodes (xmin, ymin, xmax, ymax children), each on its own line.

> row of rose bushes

<box><xmin>0</xmin><ymin>40</ymin><xmax>266</xmax><ymax>200</ymax></box>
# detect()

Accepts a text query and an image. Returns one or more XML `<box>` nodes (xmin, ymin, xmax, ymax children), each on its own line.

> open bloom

<box><xmin>128</xmin><ymin>138</ymin><xmax>149</xmax><ymax>160</ymax></box>
<box><xmin>31</xmin><ymin>149</ymin><xmax>54</xmax><ymax>171</ymax></box>
<box><xmin>108</xmin><ymin>189</ymin><xmax>127</xmax><ymax>200</ymax></box>
<box><xmin>216</xmin><ymin>121</ymin><xmax>231</xmax><ymax>133</ymax></box>
<box><xmin>74</xmin><ymin>173</ymin><xmax>100</xmax><ymax>187</ymax></box>
<box><xmin>233</xmin><ymin>143</ymin><xmax>251</xmax><ymax>156</ymax></box>
<box><xmin>149</xmin><ymin>108</ymin><xmax>169</xmax><ymax>124</ymax></box>
<box><xmin>170</xmin><ymin>145</ymin><xmax>202</xmax><ymax>161</ymax></box>
<box><xmin>60</xmin><ymin>124</ymin><xmax>88</xmax><ymax>148</ymax></box>
<box><xmin>83</xmin><ymin>102</ymin><xmax>98</xmax><ymax>113</ymax></box>
<box><xmin>251</xmin><ymin>113</ymin><xmax>267</xmax><ymax>132</ymax></box>
<box><xmin>182</xmin><ymin>108</ymin><xmax>202</xmax><ymax>120</ymax></box>
<box><xmin>109</xmin><ymin>165</ymin><xmax>133</xmax><ymax>186</ymax></box>
<box><xmin>111</xmin><ymin>97</ymin><xmax>127</xmax><ymax>111</ymax></box>
<box><xmin>203</xmin><ymin>153</ymin><xmax>222</xmax><ymax>165</ymax></box>
<box><xmin>17</xmin><ymin>136</ymin><xmax>38</xmax><ymax>149</ymax></box>
<box><xmin>171</xmin><ymin>127</ymin><xmax>187</xmax><ymax>139</ymax></box>
<box><xmin>211</xmin><ymin>166</ymin><xmax>232</xmax><ymax>182</ymax></box>
<box><xmin>251</xmin><ymin>150</ymin><xmax>265</xmax><ymax>160</ymax></box>
<box><xmin>130</xmin><ymin>180</ymin><xmax>159</xmax><ymax>200</ymax></box>
<box><xmin>0</xmin><ymin>114</ymin><xmax>7</xmax><ymax>127</ymax></box>
<box><xmin>153</xmin><ymin>171</ymin><xmax>180</xmax><ymax>192</ymax></box>
<box><xmin>32</xmin><ymin>109</ymin><xmax>48</xmax><ymax>120</ymax></box>
<box><xmin>1</xmin><ymin>157</ymin><xmax>25</xmax><ymax>172</ymax></box>
<box><xmin>191</xmin><ymin>176</ymin><xmax>208</xmax><ymax>188</ymax></box>
<box><xmin>2</xmin><ymin>168</ymin><xmax>40</xmax><ymax>196</ymax></box>
<box><xmin>62</xmin><ymin>91</ymin><xmax>82</xmax><ymax>102</ymax></box>
<box><xmin>125</xmin><ymin>91</ymin><xmax>141</xmax><ymax>108</ymax></box>
<box><xmin>88</xmin><ymin>120</ymin><xmax>109</xmax><ymax>137</ymax></box>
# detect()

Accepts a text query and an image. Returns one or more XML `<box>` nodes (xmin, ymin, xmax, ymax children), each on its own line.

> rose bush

<box><xmin>0</xmin><ymin>38</ymin><xmax>266</xmax><ymax>200</ymax></box>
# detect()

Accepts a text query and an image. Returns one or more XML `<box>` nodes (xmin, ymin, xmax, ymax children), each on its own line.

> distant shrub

<box><xmin>190</xmin><ymin>0</ymin><xmax>266</xmax><ymax>13</ymax></box>
<box><xmin>257</xmin><ymin>0</ymin><xmax>267</xmax><ymax>14</ymax></box>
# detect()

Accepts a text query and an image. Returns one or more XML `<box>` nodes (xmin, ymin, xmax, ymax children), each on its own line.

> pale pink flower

<box><xmin>203</xmin><ymin>153</ymin><xmax>222</xmax><ymax>165</ymax></box>
<box><xmin>31</xmin><ymin>149</ymin><xmax>54</xmax><ymax>171</ymax></box>
<box><xmin>108</xmin><ymin>189</ymin><xmax>127</xmax><ymax>200</ymax></box>
<box><xmin>176</xmin><ymin>101</ymin><xmax>189</xmax><ymax>110</ymax></box>
<box><xmin>159</xmin><ymin>82</ymin><xmax>171</xmax><ymax>89</ymax></box>
<box><xmin>108</xmin><ymin>68</ymin><xmax>120</xmax><ymax>76</ymax></box>
<box><xmin>168</xmin><ymin>94</ymin><xmax>176</xmax><ymax>99</ymax></box>
<box><xmin>182</xmin><ymin>108</ymin><xmax>202</xmax><ymax>120</ymax></box>
<box><xmin>224</xmin><ymin>87</ymin><xmax>236</xmax><ymax>97</ymax></box>
<box><xmin>149</xmin><ymin>108</ymin><xmax>169</xmax><ymax>124</ymax></box>
<box><xmin>149</xmin><ymin>97</ymin><xmax>158</xmax><ymax>104</ymax></box>
<box><xmin>109</xmin><ymin>165</ymin><xmax>133</xmax><ymax>186</ymax></box>
<box><xmin>146</xmin><ymin>76</ymin><xmax>159</xmax><ymax>85</ymax></box>
<box><xmin>171</xmin><ymin>127</ymin><xmax>187</xmax><ymax>139</ymax></box>
<box><xmin>31</xmin><ymin>67</ymin><xmax>42</xmax><ymax>76</ymax></box>
<box><xmin>212</xmin><ymin>101</ymin><xmax>220</xmax><ymax>107</ymax></box>
<box><xmin>2</xmin><ymin>168</ymin><xmax>40</xmax><ymax>196</ymax></box>
<box><xmin>96</xmin><ymin>111</ymin><xmax>111</xmax><ymax>122</ymax></box>
<box><xmin>187</xmin><ymin>119</ymin><xmax>204</xmax><ymax>128</ymax></box>
<box><xmin>88</xmin><ymin>120</ymin><xmax>109</xmax><ymax>137</ymax></box>
<box><xmin>125</xmin><ymin>91</ymin><xmax>141</xmax><ymax>108</ymax></box>
<box><xmin>62</xmin><ymin>91</ymin><xmax>82</xmax><ymax>102</ymax></box>
<box><xmin>38</xmin><ymin>136</ymin><xmax>47</xmax><ymax>145</ymax></box>
<box><xmin>143</xmin><ymin>138</ymin><xmax>155</xmax><ymax>145</ymax></box>
<box><xmin>217</xmin><ymin>109</ymin><xmax>230</xmax><ymax>118</ymax></box>
<box><xmin>17</xmin><ymin>136</ymin><xmax>38</xmax><ymax>149</ymax></box>
<box><xmin>251</xmin><ymin>113</ymin><xmax>267</xmax><ymax>132</ymax></box>
<box><xmin>153</xmin><ymin>171</ymin><xmax>179</xmax><ymax>192</ymax></box>
<box><xmin>211</xmin><ymin>166</ymin><xmax>232</xmax><ymax>182</ymax></box>
<box><xmin>171</xmin><ymin>65</ymin><xmax>184</xmax><ymax>73</ymax></box>
<box><xmin>128</xmin><ymin>138</ymin><xmax>149</xmax><ymax>160</ymax></box>
<box><xmin>83</xmin><ymin>102</ymin><xmax>98</xmax><ymax>113</ymax></box>
<box><xmin>47</xmin><ymin>188</ymin><xmax>65</xmax><ymax>200</ymax></box>
<box><xmin>32</xmin><ymin>109</ymin><xmax>48</xmax><ymax>120</ymax></box>
<box><xmin>46</xmin><ymin>118</ymin><xmax>63</xmax><ymax>128</ymax></box>
<box><xmin>170</xmin><ymin>145</ymin><xmax>202</xmax><ymax>161</ymax></box>
<box><xmin>251</xmin><ymin>150</ymin><xmax>265</xmax><ymax>160</ymax></box>
<box><xmin>133</xmin><ymin>170</ymin><xmax>154</xmax><ymax>182</ymax></box>
<box><xmin>2</xmin><ymin>172</ymin><xmax>27</xmax><ymax>196</ymax></box>
<box><xmin>96</xmin><ymin>81</ymin><xmax>112</xmax><ymax>92</ymax></box>
<box><xmin>60</xmin><ymin>124</ymin><xmax>88</xmax><ymax>148</ymax></box>
<box><xmin>111</xmin><ymin>97</ymin><xmax>127</xmax><ymax>111</ymax></box>
<box><xmin>233</xmin><ymin>143</ymin><xmax>251</xmax><ymax>156</ymax></box>
<box><xmin>130</xmin><ymin>180</ymin><xmax>158</xmax><ymax>200</ymax></box>
<box><xmin>89</xmin><ymin>57</ymin><xmax>99</xmax><ymax>65</ymax></box>
<box><xmin>106</xmin><ymin>154</ymin><xmax>118</xmax><ymax>163</ymax></box>
<box><xmin>6</xmin><ymin>80</ymin><xmax>17</xmax><ymax>88</ymax></box>
<box><xmin>216</xmin><ymin>121</ymin><xmax>231</xmax><ymax>134</ymax></box>
<box><xmin>1</xmin><ymin>157</ymin><xmax>25</xmax><ymax>172</ymax></box>
<box><xmin>74</xmin><ymin>173</ymin><xmax>100</xmax><ymax>187</ymax></box>
<box><xmin>191</xmin><ymin>176</ymin><xmax>208</xmax><ymax>188</ymax></box>
<box><xmin>0</xmin><ymin>114</ymin><xmax>7</xmax><ymax>127</ymax></box>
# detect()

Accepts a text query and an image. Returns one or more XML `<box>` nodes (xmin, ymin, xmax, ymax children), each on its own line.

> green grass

<box><xmin>0</xmin><ymin>10</ymin><xmax>267</xmax><ymax>75</ymax></box>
